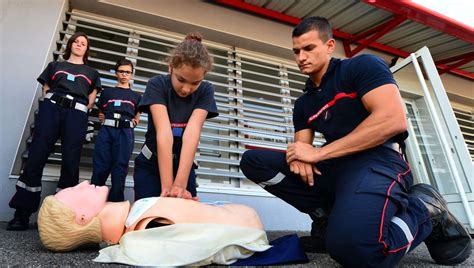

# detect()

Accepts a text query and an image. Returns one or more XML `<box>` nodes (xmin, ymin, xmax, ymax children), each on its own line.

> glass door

<box><xmin>391</xmin><ymin>47</ymin><xmax>474</xmax><ymax>230</ymax></box>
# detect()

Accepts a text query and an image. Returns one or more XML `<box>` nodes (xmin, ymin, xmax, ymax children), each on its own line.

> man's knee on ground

<box><xmin>326</xmin><ymin>223</ymin><xmax>384</xmax><ymax>266</ymax></box>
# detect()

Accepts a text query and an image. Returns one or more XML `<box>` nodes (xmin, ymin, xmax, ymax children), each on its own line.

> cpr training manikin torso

<box><xmin>54</xmin><ymin>181</ymin><xmax>264</xmax><ymax>244</ymax></box>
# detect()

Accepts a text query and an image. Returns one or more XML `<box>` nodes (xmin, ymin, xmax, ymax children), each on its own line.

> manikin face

<box><xmin>115</xmin><ymin>64</ymin><xmax>133</xmax><ymax>86</ymax></box>
<box><xmin>169</xmin><ymin>64</ymin><xmax>205</xmax><ymax>97</ymax></box>
<box><xmin>55</xmin><ymin>181</ymin><xmax>108</xmax><ymax>225</ymax></box>
<box><xmin>71</xmin><ymin>36</ymin><xmax>88</xmax><ymax>58</ymax></box>
<box><xmin>292</xmin><ymin>30</ymin><xmax>335</xmax><ymax>76</ymax></box>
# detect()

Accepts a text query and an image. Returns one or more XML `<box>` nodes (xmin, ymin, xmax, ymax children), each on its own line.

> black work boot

<box><xmin>300</xmin><ymin>208</ymin><xmax>328</xmax><ymax>253</ymax></box>
<box><xmin>409</xmin><ymin>183</ymin><xmax>472</xmax><ymax>265</ymax></box>
<box><xmin>6</xmin><ymin>209</ymin><xmax>31</xmax><ymax>231</ymax></box>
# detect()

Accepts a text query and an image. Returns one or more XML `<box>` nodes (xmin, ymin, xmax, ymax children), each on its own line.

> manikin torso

<box><xmin>55</xmin><ymin>181</ymin><xmax>263</xmax><ymax>245</ymax></box>
<box><xmin>124</xmin><ymin>197</ymin><xmax>263</xmax><ymax>232</ymax></box>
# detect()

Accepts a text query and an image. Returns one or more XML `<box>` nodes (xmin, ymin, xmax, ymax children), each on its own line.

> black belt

<box><xmin>103</xmin><ymin>119</ymin><xmax>134</xmax><ymax>128</ymax></box>
<box><xmin>44</xmin><ymin>93</ymin><xmax>88</xmax><ymax>113</ymax></box>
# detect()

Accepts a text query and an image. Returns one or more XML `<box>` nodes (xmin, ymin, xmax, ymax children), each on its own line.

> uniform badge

<box><xmin>67</xmin><ymin>73</ymin><xmax>75</xmax><ymax>81</ymax></box>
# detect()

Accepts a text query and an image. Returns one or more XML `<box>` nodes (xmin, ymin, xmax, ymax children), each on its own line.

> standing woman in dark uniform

<box><xmin>134</xmin><ymin>32</ymin><xmax>218</xmax><ymax>201</ymax></box>
<box><xmin>7</xmin><ymin>32</ymin><xmax>102</xmax><ymax>230</ymax></box>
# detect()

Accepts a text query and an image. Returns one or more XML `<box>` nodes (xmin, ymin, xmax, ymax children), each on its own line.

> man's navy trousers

<box><xmin>240</xmin><ymin>145</ymin><xmax>432</xmax><ymax>267</ymax></box>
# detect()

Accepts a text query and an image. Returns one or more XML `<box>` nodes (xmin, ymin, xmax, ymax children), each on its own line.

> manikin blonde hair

<box><xmin>38</xmin><ymin>196</ymin><xmax>102</xmax><ymax>252</ymax></box>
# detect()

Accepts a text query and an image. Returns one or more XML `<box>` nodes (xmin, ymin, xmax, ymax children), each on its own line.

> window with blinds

<box><xmin>13</xmin><ymin>11</ymin><xmax>324</xmax><ymax>192</ymax></box>
<box><xmin>454</xmin><ymin>108</ymin><xmax>474</xmax><ymax>161</ymax></box>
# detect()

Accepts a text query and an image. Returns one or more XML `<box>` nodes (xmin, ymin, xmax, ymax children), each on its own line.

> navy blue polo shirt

<box><xmin>37</xmin><ymin>61</ymin><xmax>101</xmax><ymax>104</ymax></box>
<box><xmin>293</xmin><ymin>54</ymin><xmax>406</xmax><ymax>144</ymax></box>
<box><xmin>97</xmin><ymin>86</ymin><xmax>141</xmax><ymax>121</ymax></box>
<box><xmin>139</xmin><ymin>74</ymin><xmax>219</xmax><ymax>155</ymax></box>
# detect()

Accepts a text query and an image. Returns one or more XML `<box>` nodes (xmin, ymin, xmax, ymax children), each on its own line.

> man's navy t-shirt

<box><xmin>139</xmin><ymin>74</ymin><xmax>219</xmax><ymax>156</ymax></box>
<box><xmin>293</xmin><ymin>54</ymin><xmax>406</xmax><ymax>144</ymax></box>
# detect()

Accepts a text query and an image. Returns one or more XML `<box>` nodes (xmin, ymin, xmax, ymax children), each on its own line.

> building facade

<box><xmin>1</xmin><ymin>0</ymin><xmax>472</xmax><ymax>230</ymax></box>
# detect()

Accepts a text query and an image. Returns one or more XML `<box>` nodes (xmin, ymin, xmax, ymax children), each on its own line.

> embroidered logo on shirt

<box><xmin>171</xmin><ymin>123</ymin><xmax>187</xmax><ymax>137</ymax></box>
<box><xmin>307</xmin><ymin>92</ymin><xmax>358</xmax><ymax>124</ymax></box>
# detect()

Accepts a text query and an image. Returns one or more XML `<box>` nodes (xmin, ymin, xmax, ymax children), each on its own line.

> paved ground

<box><xmin>1</xmin><ymin>221</ymin><xmax>472</xmax><ymax>267</ymax></box>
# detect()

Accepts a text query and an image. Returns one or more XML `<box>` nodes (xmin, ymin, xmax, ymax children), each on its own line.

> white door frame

<box><xmin>391</xmin><ymin>46</ymin><xmax>474</xmax><ymax>229</ymax></box>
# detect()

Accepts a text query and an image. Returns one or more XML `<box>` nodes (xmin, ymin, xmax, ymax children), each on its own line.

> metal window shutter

<box><xmin>15</xmin><ymin>10</ymin><xmax>324</xmax><ymax>191</ymax></box>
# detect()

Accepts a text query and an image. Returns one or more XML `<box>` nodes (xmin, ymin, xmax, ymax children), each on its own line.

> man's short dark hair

<box><xmin>292</xmin><ymin>16</ymin><xmax>333</xmax><ymax>41</ymax></box>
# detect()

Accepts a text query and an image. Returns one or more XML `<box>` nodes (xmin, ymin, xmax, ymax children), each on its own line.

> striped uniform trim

<box><xmin>51</xmin><ymin>70</ymin><xmax>92</xmax><ymax>85</ymax></box>
<box><xmin>307</xmin><ymin>92</ymin><xmax>358</xmax><ymax>124</ymax></box>
<box><xmin>258</xmin><ymin>172</ymin><xmax>285</xmax><ymax>188</ymax></box>
<box><xmin>141</xmin><ymin>144</ymin><xmax>153</xmax><ymax>160</ymax></box>
<box><xmin>391</xmin><ymin>216</ymin><xmax>414</xmax><ymax>253</ymax></box>
<box><xmin>378</xmin><ymin>153</ymin><xmax>413</xmax><ymax>255</ymax></box>
<box><xmin>102</xmin><ymin>99</ymin><xmax>136</xmax><ymax>108</ymax></box>
<box><xmin>16</xmin><ymin>181</ymin><xmax>41</xmax><ymax>192</ymax></box>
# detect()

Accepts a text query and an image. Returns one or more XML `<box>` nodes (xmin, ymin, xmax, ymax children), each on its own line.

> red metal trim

<box><xmin>438</xmin><ymin>54</ymin><xmax>474</xmax><ymax>75</ymax></box>
<box><xmin>215</xmin><ymin>0</ymin><xmax>300</xmax><ymax>24</ymax></box>
<box><xmin>364</xmin><ymin>0</ymin><xmax>474</xmax><ymax>44</ymax></box>
<box><xmin>215</xmin><ymin>0</ymin><xmax>356</xmax><ymax>39</ymax></box>
<box><xmin>348</xmin><ymin>15</ymin><xmax>404</xmax><ymax>43</ymax></box>
<box><xmin>343</xmin><ymin>15</ymin><xmax>406</xmax><ymax>57</ymax></box>
<box><xmin>435</xmin><ymin>52</ymin><xmax>474</xmax><ymax>65</ymax></box>
<box><xmin>437</xmin><ymin>65</ymin><xmax>474</xmax><ymax>79</ymax></box>
<box><xmin>214</xmin><ymin>0</ymin><xmax>473</xmax><ymax>80</ymax></box>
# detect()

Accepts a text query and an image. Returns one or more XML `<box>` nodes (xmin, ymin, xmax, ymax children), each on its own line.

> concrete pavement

<box><xmin>1</xmin><ymin>222</ymin><xmax>472</xmax><ymax>267</ymax></box>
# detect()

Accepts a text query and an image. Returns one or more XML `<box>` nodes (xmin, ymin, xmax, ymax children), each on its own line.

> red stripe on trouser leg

<box><xmin>378</xmin><ymin>154</ymin><xmax>413</xmax><ymax>255</ymax></box>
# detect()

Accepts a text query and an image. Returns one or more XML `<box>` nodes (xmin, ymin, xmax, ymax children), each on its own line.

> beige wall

<box><xmin>1</xmin><ymin>0</ymin><xmax>68</xmax><ymax>220</ymax></box>
<box><xmin>72</xmin><ymin>0</ymin><xmax>473</xmax><ymax>108</ymax></box>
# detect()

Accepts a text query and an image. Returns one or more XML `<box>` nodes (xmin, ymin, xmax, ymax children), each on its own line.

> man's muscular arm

<box><xmin>287</xmin><ymin>84</ymin><xmax>407</xmax><ymax>164</ymax></box>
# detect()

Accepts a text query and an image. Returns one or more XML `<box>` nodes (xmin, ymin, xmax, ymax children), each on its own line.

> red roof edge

<box><xmin>364</xmin><ymin>0</ymin><xmax>474</xmax><ymax>44</ymax></box>
<box><xmin>215</xmin><ymin>0</ymin><xmax>473</xmax><ymax>80</ymax></box>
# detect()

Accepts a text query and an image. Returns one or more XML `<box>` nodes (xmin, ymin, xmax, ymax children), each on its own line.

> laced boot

<box><xmin>409</xmin><ymin>183</ymin><xmax>471</xmax><ymax>265</ymax></box>
<box><xmin>300</xmin><ymin>208</ymin><xmax>328</xmax><ymax>253</ymax></box>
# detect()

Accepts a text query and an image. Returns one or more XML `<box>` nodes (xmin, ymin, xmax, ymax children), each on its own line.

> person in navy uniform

<box><xmin>7</xmin><ymin>32</ymin><xmax>102</xmax><ymax>230</ymax></box>
<box><xmin>134</xmin><ymin>32</ymin><xmax>218</xmax><ymax>201</ymax></box>
<box><xmin>90</xmin><ymin>57</ymin><xmax>141</xmax><ymax>202</ymax></box>
<box><xmin>240</xmin><ymin>17</ymin><xmax>471</xmax><ymax>266</ymax></box>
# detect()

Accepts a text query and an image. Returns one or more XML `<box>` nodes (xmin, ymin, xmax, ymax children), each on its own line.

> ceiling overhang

<box><xmin>215</xmin><ymin>0</ymin><xmax>474</xmax><ymax>80</ymax></box>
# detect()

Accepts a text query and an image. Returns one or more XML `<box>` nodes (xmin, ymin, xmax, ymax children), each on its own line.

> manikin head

<box><xmin>38</xmin><ymin>182</ymin><xmax>264</xmax><ymax>252</ymax></box>
<box><xmin>38</xmin><ymin>181</ymin><xmax>130</xmax><ymax>252</ymax></box>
